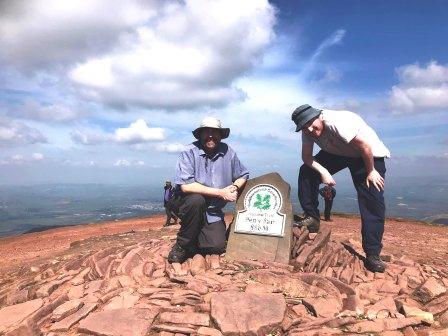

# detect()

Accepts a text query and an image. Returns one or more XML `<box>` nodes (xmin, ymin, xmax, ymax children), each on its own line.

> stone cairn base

<box><xmin>1</xmin><ymin>223</ymin><xmax>448</xmax><ymax>335</ymax></box>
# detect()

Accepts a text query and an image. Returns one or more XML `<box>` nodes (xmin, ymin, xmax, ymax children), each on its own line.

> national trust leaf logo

<box><xmin>253</xmin><ymin>193</ymin><xmax>271</xmax><ymax>210</ymax></box>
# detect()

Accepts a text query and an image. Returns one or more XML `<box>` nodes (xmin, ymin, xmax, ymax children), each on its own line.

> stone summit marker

<box><xmin>226</xmin><ymin>172</ymin><xmax>293</xmax><ymax>264</ymax></box>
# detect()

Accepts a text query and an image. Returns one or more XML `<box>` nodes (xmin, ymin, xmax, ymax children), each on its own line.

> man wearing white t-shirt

<box><xmin>291</xmin><ymin>104</ymin><xmax>390</xmax><ymax>273</ymax></box>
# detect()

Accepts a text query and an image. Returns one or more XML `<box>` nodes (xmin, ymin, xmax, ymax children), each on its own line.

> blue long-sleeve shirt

<box><xmin>174</xmin><ymin>141</ymin><xmax>249</xmax><ymax>223</ymax></box>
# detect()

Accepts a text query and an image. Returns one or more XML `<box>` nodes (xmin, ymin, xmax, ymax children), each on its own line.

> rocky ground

<box><xmin>0</xmin><ymin>214</ymin><xmax>447</xmax><ymax>335</ymax></box>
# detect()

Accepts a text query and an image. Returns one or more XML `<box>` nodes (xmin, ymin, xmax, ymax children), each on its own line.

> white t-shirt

<box><xmin>302</xmin><ymin>109</ymin><xmax>391</xmax><ymax>158</ymax></box>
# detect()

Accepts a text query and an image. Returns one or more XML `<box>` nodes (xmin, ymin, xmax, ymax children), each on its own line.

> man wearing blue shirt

<box><xmin>168</xmin><ymin>117</ymin><xmax>249</xmax><ymax>263</ymax></box>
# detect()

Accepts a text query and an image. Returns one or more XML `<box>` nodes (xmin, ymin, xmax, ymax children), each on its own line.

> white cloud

<box><xmin>112</xmin><ymin>159</ymin><xmax>145</xmax><ymax>167</ymax></box>
<box><xmin>113</xmin><ymin>159</ymin><xmax>131</xmax><ymax>167</ymax></box>
<box><xmin>71</xmin><ymin>128</ymin><xmax>108</xmax><ymax>145</ymax></box>
<box><xmin>316</xmin><ymin>67</ymin><xmax>342</xmax><ymax>84</ymax></box>
<box><xmin>71</xmin><ymin>119</ymin><xmax>166</xmax><ymax>146</ymax></box>
<box><xmin>396</xmin><ymin>61</ymin><xmax>448</xmax><ymax>86</ymax></box>
<box><xmin>300</xmin><ymin>29</ymin><xmax>346</xmax><ymax>79</ymax></box>
<box><xmin>1</xmin><ymin>0</ymin><xmax>276</xmax><ymax>110</ymax></box>
<box><xmin>0</xmin><ymin>0</ymin><xmax>155</xmax><ymax>72</ymax></box>
<box><xmin>0</xmin><ymin>154</ymin><xmax>25</xmax><ymax>165</ymax></box>
<box><xmin>18</xmin><ymin>100</ymin><xmax>82</xmax><ymax>122</ymax></box>
<box><xmin>68</xmin><ymin>0</ymin><xmax>276</xmax><ymax>110</ymax></box>
<box><xmin>312</xmin><ymin>29</ymin><xmax>346</xmax><ymax>60</ymax></box>
<box><xmin>226</xmin><ymin>75</ymin><xmax>314</xmax><ymax>143</ymax></box>
<box><xmin>155</xmin><ymin>142</ymin><xmax>187</xmax><ymax>153</ymax></box>
<box><xmin>0</xmin><ymin>118</ymin><xmax>47</xmax><ymax>146</ymax></box>
<box><xmin>0</xmin><ymin>152</ymin><xmax>48</xmax><ymax>165</ymax></box>
<box><xmin>114</xmin><ymin>119</ymin><xmax>165</xmax><ymax>144</ymax></box>
<box><xmin>32</xmin><ymin>152</ymin><xmax>44</xmax><ymax>160</ymax></box>
<box><xmin>11</xmin><ymin>154</ymin><xmax>24</xmax><ymax>163</ymax></box>
<box><xmin>389</xmin><ymin>61</ymin><xmax>448</xmax><ymax>113</ymax></box>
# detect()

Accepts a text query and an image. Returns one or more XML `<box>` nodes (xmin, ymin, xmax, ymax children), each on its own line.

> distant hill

<box><xmin>423</xmin><ymin>213</ymin><xmax>448</xmax><ymax>225</ymax></box>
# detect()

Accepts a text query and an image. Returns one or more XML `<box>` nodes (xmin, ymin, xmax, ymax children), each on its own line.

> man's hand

<box><xmin>229</xmin><ymin>184</ymin><xmax>238</xmax><ymax>194</ymax></box>
<box><xmin>366</xmin><ymin>169</ymin><xmax>385</xmax><ymax>191</ymax></box>
<box><xmin>321</xmin><ymin>171</ymin><xmax>336</xmax><ymax>186</ymax></box>
<box><xmin>219</xmin><ymin>185</ymin><xmax>238</xmax><ymax>202</ymax></box>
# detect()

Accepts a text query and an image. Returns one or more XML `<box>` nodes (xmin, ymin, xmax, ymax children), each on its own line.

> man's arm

<box><xmin>180</xmin><ymin>182</ymin><xmax>237</xmax><ymax>202</ymax></box>
<box><xmin>349</xmin><ymin>134</ymin><xmax>385</xmax><ymax>191</ymax></box>
<box><xmin>175</xmin><ymin>149</ymin><xmax>237</xmax><ymax>202</ymax></box>
<box><xmin>231</xmin><ymin>177</ymin><xmax>247</xmax><ymax>192</ymax></box>
<box><xmin>229</xmin><ymin>177</ymin><xmax>248</xmax><ymax>197</ymax></box>
<box><xmin>302</xmin><ymin>140</ymin><xmax>336</xmax><ymax>186</ymax></box>
<box><xmin>229</xmin><ymin>150</ymin><xmax>249</xmax><ymax>195</ymax></box>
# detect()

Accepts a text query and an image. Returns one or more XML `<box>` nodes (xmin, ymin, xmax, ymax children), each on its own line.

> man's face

<box><xmin>302</xmin><ymin>115</ymin><xmax>324</xmax><ymax>138</ymax></box>
<box><xmin>200</xmin><ymin>127</ymin><xmax>221</xmax><ymax>152</ymax></box>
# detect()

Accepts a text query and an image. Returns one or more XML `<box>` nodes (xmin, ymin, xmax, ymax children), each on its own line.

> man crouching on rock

<box><xmin>167</xmin><ymin>117</ymin><xmax>249</xmax><ymax>264</ymax></box>
<box><xmin>291</xmin><ymin>104</ymin><xmax>390</xmax><ymax>273</ymax></box>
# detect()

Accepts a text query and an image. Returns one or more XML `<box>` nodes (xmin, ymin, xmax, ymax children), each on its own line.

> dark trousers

<box><xmin>172</xmin><ymin>193</ymin><xmax>226</xmax><ymax>255</ymax></box>
<box><xmin>299</xmin><ymin>150</ymin><xmax>386</xmax><ymax>256</ymax></box>
<box><xmin>163</xmin><ymin>200</ymin><xmax>177</xmax><ymax>226</ymax></box>
<box><xmin>324</xmin><ymin>199</ymin><xmax>333</xmax><ymax>220</ymax></box>
<box><xmin>164</xmin><ymin>204</ymin><xmax>177</xmax><ymax>225</ymax></box>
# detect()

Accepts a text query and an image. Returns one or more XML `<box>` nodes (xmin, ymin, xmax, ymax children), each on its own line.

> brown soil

<box><xmin>0</xmin><ymin>213</ymin><xmax>447</xmax><ymax>272</ymax></box>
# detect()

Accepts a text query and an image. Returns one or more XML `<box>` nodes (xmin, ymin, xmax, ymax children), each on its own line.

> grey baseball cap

<box><xmin>291</xmin><ymin>104</ymin><xmax>322</xmax><ymax>132</ymax></box>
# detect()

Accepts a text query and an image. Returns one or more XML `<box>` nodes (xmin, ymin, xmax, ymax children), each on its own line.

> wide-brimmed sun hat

<box><xmin>192</xmin><ymin>117</ymin><xmax>230</xmax><ymax>139</ymax></box>
<box><xmin>291</xmin><ymin>104</ymin><xmax>322</xmax><ymax>132</ymax></box>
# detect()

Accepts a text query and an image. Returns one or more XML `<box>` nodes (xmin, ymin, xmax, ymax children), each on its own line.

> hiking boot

<box><xmin>293</xmin><ymin>215</ymin><xmax>320</xmax><ymax>233</ymax></box>
<box><xmin>365</xmin><ymin>254</ymin><xmax>386</xmax><ymax>273</ymax></box>
<box><xmin>167</xmin><ymin>242</ymin><xmax>189</xmax><ymax>264</ymax></box>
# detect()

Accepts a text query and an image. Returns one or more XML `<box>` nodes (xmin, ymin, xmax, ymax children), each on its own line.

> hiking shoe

<box><xmin>293</xmin><ymin>215</ymin><xmax>320</xmax><ymax>233</ymax></box>
<box><xmin>167</xmin><ymin>242</ymin><xmax>188</xmax><ymax>264</ymax></box>
<box><xmin>365</xmin><ymin>254</ymin><xmax>386</xmax><ymax>273</ymax></box>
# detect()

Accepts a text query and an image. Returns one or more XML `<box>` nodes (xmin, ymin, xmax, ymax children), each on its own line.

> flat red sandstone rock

<box><xmin>160</xmin><ymin>311</ymin><xmax>210</xmax><ymax>326</ymax></box>
<box><xmin>1</xmin><ymin>214</ymin><xmax>448</xmax><ymax>336</ymax></box>
<box><xmin>415</xmin><ymin>329</ymin><xmax>448</xmax><ymax>336</ymax></box>
<box><xmin>302</xmin><ymin>297</ymin><xmax>342</xmax><ymax>318</ymax></box>
<box><xmin>104</xmin><ymin>291</ymin><xmax>140</xmax><ymax>310</ymax></box>
<box><xmin>366</xmin><ymin>296</ymin><xmax>399</xmax><ymax>319</ymax></box>
<box><xmin>424</xmin><ymin>294</ymin><xmax>448</xmax><ymax>314</ymax></box>
<box><xmin>402</xmin><ymin>304</ymin><xmax>434</xmax><ymax>323</ymax></box>
<box><xmin>152</xmin><ymin>324</ymin><xmax>196</xmax><ymax>334</ymax></box>
<box><xmin>347</xmin><ymin>317</ymin><xmax>420</xmax><ymax>333</ymax></box>
<box><xmin>295</xmin><ymin>225</ymin><xmax>331</xmax><ymax>269</ymax></box>
<box><xmin>186</xmin><ymin>281</ymin><xmax>209</xmax><ymax>295</ymax></box>
<box><xmin>245</xmin><ymin>283</ymin><xmax>275</xmax><ymax>294</ymax></box>
<box><xmin>414</xmin><ymin>277</ymin><xmax>446</xmax><ymax>303</ymax></box>
<box><xmin>210</xmin><ymin>292</ymin><xmax>286</xmax><ymax>335</ymax></box>
<box><xmin>191</xmin><ymin>254</ymin><xmax>207</xmax><ymax>276</ymax></box>
<box><xmin>51</xmin><ymin>299</ymin><xmax>83</xmax><ymax>322</ymax></box>
<box><xmin>50</xmin><ymin>302</ymin><xmax>97</xmax><ymax>331</ymax></box>
<box><xmin>78</xmin><ymin>308</ymin><xmax>158</xmax><ymax>336</ymax></box>
<box><xmin>249</xmin><ymin>270</ymin><xmax>327</xmax><ymax>298</ymax></box>
<box><xmin>0</xmin><ymin>298</ymin><xmax>43</xmax><ymax>331</ymax></box>
<box><xmin>197</xmin><ymin>326</ymin><xmax>223</xmax><ymax>336</ymax></box>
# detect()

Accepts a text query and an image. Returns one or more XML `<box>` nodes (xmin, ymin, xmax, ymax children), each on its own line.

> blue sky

<box><xmin>0</xmin><ymin>0</ymin><xmax>447</xmax><ymax>186</ymax></box>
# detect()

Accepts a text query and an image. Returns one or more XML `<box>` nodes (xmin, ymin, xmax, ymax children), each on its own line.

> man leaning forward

<box><xmin>291</xmin><ymin>104</ymin><xmax>390</xmax><ymax>273</ymax></box>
